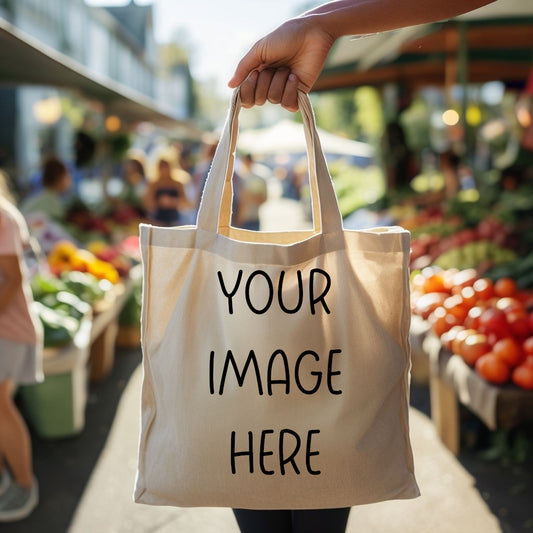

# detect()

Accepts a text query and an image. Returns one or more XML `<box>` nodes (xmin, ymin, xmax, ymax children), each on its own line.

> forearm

<box><xmin>0</xmin><ymin>285</ymin><xmax>18</xmax><ymax>313</ymax></box>
<box><xmin>0</xmin><ymin>256</ymin><xmax>22</xmax><ymax>314</ymax></box>
<box><xmin>299</xmin><ymin>0</ymin><xmax>495</xmax><ymax>40</ymax></box>
<box><xmin>230</xmin><ymin>0</ymin><xmax>495</xmax><ymax>108</ymax></box>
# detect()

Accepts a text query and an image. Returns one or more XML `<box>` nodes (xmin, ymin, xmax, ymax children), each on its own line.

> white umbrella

<box><xmin>237</xmin><ymin>119</ymin><xmax>374</xmax><ymax>159</ymax></box>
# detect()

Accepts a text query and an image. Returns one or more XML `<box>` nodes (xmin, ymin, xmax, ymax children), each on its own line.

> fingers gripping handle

<box><xmin>196</xmin><ymin>89</ymin><xmax>343</xmax><ymax>236</ymax></box>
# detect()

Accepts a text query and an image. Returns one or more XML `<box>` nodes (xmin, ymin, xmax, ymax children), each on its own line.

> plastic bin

<box><xmin>17</xmin><ymin>316</ymin><xmax>92</xmax><ymax>439</ymax></box>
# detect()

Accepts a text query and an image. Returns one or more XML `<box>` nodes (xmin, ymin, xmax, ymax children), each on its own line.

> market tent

<box><xmin>0</xmin><ymin>16</ymin><xmax>202</xmax><ymax>137</ymax></box>
<box><xmin>238</xmin><ymin>119</ymin><xmax>374</xmax><ymax>160</ymax></box>
<box><xmin>314</xmin><ymin>0</ymin><xmax>533</xmax><ymax>91</ymax></box>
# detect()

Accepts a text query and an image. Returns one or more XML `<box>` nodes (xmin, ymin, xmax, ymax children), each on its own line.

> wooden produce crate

<box><xmin>116</xmin><ymin>324</ymin><xmax>141</xmax><ymax>347</ymax></box>
<box><xmin>426</xmin><ymin>333</ymin><xmax>533</xmax><ymax>455</ymax></box>
<box><xmin>89</xmin><ymin>280</ymin><xmax>131</xmax><ymax>382</ymax></box>
<box><xmin>409</xmin><ymin>315</ymin><xmax>431</xmax><ymax>385</ymax></box>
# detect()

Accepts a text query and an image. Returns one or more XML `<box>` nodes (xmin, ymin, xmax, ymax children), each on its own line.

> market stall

<box><xmin>428</xmin><ymin>334</ymin><xmax>533</xmax><ymax>455</ymax></box>
<box><xmin>17</xmin><ymin>229</ymin><xmax>142</xmax><ymax>439</ymax></box>
<box><xmin>408</xmin><ymin>257</ymin><xmax>533</xmax><ymax>455</ymax></box>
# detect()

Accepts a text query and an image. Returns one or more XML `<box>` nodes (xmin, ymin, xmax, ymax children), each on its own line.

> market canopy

<box><xmin>314</xmin><ymin>0</ymin><xmax>533</xmax><ymax>91</ymax></box>
<box><xmin>0</xmin><ymin>16</ymin><xmax>202</xmax><ymax>137</ymax></box>
<box><xmin>238</xmin><ymin>119</ymin><xmax>374</xmax><ymax>160</ymax></box>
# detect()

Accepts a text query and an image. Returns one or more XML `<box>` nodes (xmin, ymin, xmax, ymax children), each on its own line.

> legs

<box><xmin>0</xmin><ymin>379</ymin><xmax>34</xmax><ymax>488</ymax></box>
<box><xmin>233</xmin><ymin>509</ymin><xmax>293</xmax><ymax>533</ymax></box>
<box><xmin>233</xmin><ymin>507</ymin><xmax>351</xmax><ymax>533</ymax></box>
<box><xmin>292</xmin><ymin>507</ymin><xmax>351</xmax><ymax>532</ymax></box>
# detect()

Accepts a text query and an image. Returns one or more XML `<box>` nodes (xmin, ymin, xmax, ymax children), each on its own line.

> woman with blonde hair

<box><xmin>0</xmin><ymin>171</ymin><xmax>43</xmax><ymax>521</ymax></box>
<box><xmin>143</xmin><ymin>155</ymin><xmax>192</xmax><ymax>227</ymax></box>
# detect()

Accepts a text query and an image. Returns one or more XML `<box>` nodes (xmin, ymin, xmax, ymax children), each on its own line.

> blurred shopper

<box><xmin>191</xmin><ymin>133</ymin><xmax>220</xmax><ymax>209</ymax></box>
<box><xmin>281</xmin><ymin>158</ymin><xmax>307</xmax><ymax>201</ymax></box>
<box><xmin>0</xmin><ymin>171</ymin><xmax>43</xmax><ymax>522</ymax></box>
<box><xmin>20</xmin><ymin>156</ymin><xmax>72</xmax><ymax>221</ymax></box>
<box><xmin>233</xmin><ymin>153</ymin><xmax>268</xmax><ymax>230</ymax></box>
<box><xmin>191</xmin><ymin>134</ymin><xmax>243</xmax><ymax>223</ymax></box>
<box><xmin>107</xmin><ymin>154</ymin><xmax>147</xmax><ymax>218</ymax></box>
<box><xmin>228</xmin><ymin>0</ymin><xmax>494</xmax><ymax>531</ymax></box>
<box><xmin>383</xmin><ymin>120</ymin><xmax>417</xmax><ymax>192</ymax></box>
<box><xmin>144</xmin><ymin>157</ymin><xmax>192</xmax><ymax>226</ymax></box>
<box><xmin>439</xmin><ymin>150</ymin><xmax>461</xmax><ymax>200</ymax></box>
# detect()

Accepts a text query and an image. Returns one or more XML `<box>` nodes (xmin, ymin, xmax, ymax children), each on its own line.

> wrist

<box><xmin>298</xmin><ymin>0</ymin><xmax>362</xmax><ymax>41</ymax></box>
<box><xmin>297</xmin><ymin>12</ymin><xmax>339</xmax><ymax>43</ymax></box>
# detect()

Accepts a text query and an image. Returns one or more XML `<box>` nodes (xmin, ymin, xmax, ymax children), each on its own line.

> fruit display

<box><xmin>31</xmin><ymin>270</ymin><xmax>110</xmax><ymax>348</ymax></box>
<box><xmin>408</xmin><ymin>213</ymin><xmax>518</xmax><ymax>271</ymax></box>
<box><xmin>411</xmin><ymin>267</ymin><xmax>533</xmax><ymax>390</ymax></box>
<box><xmin>64</xmin><ymin>201</ymin><xmax>144</xmax><ymax>245</ymax></box>
<box><xmin>31</xmin><ymin>233</ymin><xmax>141</xmax><ymax>349</ymax></box>
<box><xmin>32</xmin><ymin>301</ymin><xmax>82</xmax><ymax>348</ymax></box>
<box><xmin>47</xmin><ymin>240</ymin><xmax>120</xmax><ymax>283</ymax></box>
<box><xmin>432</xmin><ymin>241</ymin><xmax>516</xmax><ymax>271</ymax></box>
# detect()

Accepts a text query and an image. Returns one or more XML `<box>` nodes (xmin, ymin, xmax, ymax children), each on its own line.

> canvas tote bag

<box><xmin>134</xmin><ymin>89</ymin><xmax>419</xmax><ymax>510</ymax></box>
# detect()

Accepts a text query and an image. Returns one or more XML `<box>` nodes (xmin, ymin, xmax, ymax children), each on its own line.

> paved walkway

<box><xmin>67</xmin><ymin>362</ymin><xmax>501</xmax><ymax>533</ymax></box>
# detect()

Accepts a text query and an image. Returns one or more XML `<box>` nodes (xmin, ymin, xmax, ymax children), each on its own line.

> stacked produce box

<box><xmin>403</xmin><ymin>189</ymin><xmax>533</xmax><ymax>391</ymax></box>
<box><xmin>19</xmin><ymin>222</ymin><xmax>141</xmax><ymax>439</ymax></box>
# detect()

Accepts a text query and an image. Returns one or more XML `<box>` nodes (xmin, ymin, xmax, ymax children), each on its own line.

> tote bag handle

<box><xmin>197</xmin><ymin>89</ymin><xmax>344</xmax><ymax>236</ymax></box>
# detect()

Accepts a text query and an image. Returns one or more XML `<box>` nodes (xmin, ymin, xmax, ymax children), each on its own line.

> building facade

<box><xmin>0</xmin><ymin>0</ymin><xmax>186</xmax><ymax>189</ymax></box>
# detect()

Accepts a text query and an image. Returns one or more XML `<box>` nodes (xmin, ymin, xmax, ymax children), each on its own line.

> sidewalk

<box><xmin>63</xmin><ymin>357</ymin><xmax>501</xmax><ymax>533</ymax></box>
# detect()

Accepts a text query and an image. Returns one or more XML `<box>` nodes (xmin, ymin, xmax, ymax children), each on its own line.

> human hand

<box><xmin>228</xmin><ymin>18</ymin><xmax>335</xmax><ymax>112</ymax></box>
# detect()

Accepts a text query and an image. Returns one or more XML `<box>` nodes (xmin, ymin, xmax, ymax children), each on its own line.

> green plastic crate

<box><xmin>18</xmin><ymin>318</ymin><xmax>91</xmax><ymax>439</ymax></box>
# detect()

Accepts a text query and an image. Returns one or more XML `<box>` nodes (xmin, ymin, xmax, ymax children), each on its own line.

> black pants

<box><xmin>233</xmin><ymin>507</ymin><xmax>351</xmax><ymax>533</ymax></box>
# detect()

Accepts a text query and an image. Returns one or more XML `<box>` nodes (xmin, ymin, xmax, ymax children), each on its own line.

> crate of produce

<box><xmin>17</xmin><ymin>316</ymin><xmax>92</xmax><ymax>439</ymax></box>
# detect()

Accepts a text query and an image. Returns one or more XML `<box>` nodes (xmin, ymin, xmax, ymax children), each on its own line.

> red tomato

<box><xmin>460</xmin><ymin>333</ymin><xmax>491</xmax><ymax>367</ymax></box>
<box><xmin>492</xmin><ymin>337</ymin><xmax>525</xmax><ymax>368</ymax></box>
<box><xmin>423</xmin><ymin>273</ymin><xmax>449</xmax><ymax>294</ymax></box>
<box><xmin>494</xmin><ymin>277</ymin><xmax>517</xmax><ymax>298</ymax></box>
<box><xmin>450</xmin><ymin>328</ymin><xmax>477</xmax><ymax>355</ymax></box>
<box><xmin>506</xmin><ymin>310</ymin><xmax>531</xmax><ymax>339</ymax></box>
<box><xmin>464</xmin><ymin>306</ymin><xmax>483</xmax><ymax>330</ymax></box>
<box><xmin>495</xmin><ymin>297</ymin><xmax>523</xmax><ymax>314</ymax></box>
<box><xmin>459</xmin><ymin>286</ymin><xmax>477</xmax><ymax>308</ymax></box>
<box><xmin>450</xmin><ymin>268</ymin><xmax>478</xmax><ymax>289</ymax></box>
<box><xmin>523</xmin><ymin>337</ymin><xmax>533</xmax><ymax>356</ymax></box>
<box><xmin>429</xmin><ymin>307</ymin><xmax>459</xmax><ymax>337</ymax></box>
<box><xmin>443</xmin><ymin>295</ymin><xmax>469</xmax><ymax>322</ymax></box>
<box><xmin>511</xmin><ymin>364</ymin><xmax>533</xmax><ymax>390</ymax></box>
<box><xmin>475</xmin><ymin>353</ymin><xmax>511</xmax><ymax>385</ymax></box>
<box><xmin>473</xmin><ymin>278</ymin><xmax>495</xmax><ymax>302</ymax></box>
<box><xmin>493</xmin><ymin>278</ymin><xmax>517</xmax><ymax>298</ymax></box>
<box><xmin>413</xmin><ymin>292</ymin><xmax>448</xmax><ymax>319</ymax></box>
<box><xmin>478</xmin><ymin>308</ymin><xmax>510</xmax><ymax>339</ymax></box>
<box><xmin>441</xmin><ymin>326</ymin><xmax>465</xmax><ymax>352</ymax></box>
<box><xmin>516</xmin><ymin>290</ymin><xmax>533</xmax><ymax>308</ymax></box>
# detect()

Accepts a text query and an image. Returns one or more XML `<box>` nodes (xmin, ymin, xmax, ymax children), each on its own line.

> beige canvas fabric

<box><xmin>134</xmin><ymin>90</ymin><xmax>419</xmax><ymax>509</ymax></box>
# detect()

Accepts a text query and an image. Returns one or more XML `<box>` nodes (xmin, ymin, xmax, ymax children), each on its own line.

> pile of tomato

<box><xmin>411</xmin><ymin>267</ymin><xmax>533</xmax><ymax>390</ymax></box>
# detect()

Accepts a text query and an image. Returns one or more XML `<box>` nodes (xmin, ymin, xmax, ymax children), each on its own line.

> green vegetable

<box><xmin>119</xmin><ymin>283</ymin><xmax>142</xmax><ymax>326</ymax></box>
<box><xmin>485</xmin><ymin>252</ymin><xmax>533</xmax><ymax>288</ymax></box>
<box><xmin>433</xmin><ymin>241</ymin><xmax>516</xmax><ymax>270</ymax></box>
<box><xmin>33</xmin><ymin>301</ymin><xmax>80</xmax><ymax>347</ymax></box>
<box><xmin>60</xmin><ymin>271</ymin><xmax>106</xmax><ymax>305</ymax></box>
<box><xmin>30</xmin><ymin>274</ymin><xmax>68</xmax><ymax>299</ymax></box>
<box><xmin>37</xmin><ymin>291</ymin><xmax>91</xmax><ymax>320</ymax></box>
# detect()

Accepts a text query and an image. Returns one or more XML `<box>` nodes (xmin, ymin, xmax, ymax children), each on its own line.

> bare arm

<box><xmin>143</xmin><ymin>182</ymin><xmax>156</xmax><ymax>213</ymax></box>
<box><xmin>0</xmin><ymin>255</ymin><xmax>23</xmax><ymax>314</ymax></box>
<box><xmin>228</xmin><ymin>0</ymin><xmax>495</xmax><ymax>111</ymax></box>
